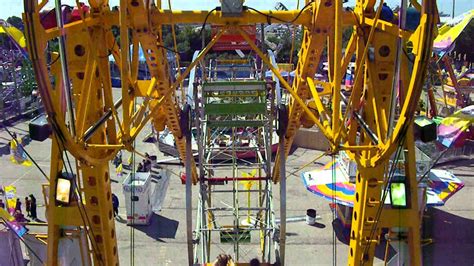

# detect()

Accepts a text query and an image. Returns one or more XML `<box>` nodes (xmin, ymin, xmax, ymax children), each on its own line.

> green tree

<box><xmin>162</xmin><ymin>25</ymin><xmax>211</xmax><ymax>61</ymax></box>
<box><xmin>264</xmin><ymin>26</ymin><xmax>352</xmax><ymax>64</ymax></box>
<box><xmin>20</xmin><ymin>59</ymin><xmax>37</xmax><ymax>96</ymax></box>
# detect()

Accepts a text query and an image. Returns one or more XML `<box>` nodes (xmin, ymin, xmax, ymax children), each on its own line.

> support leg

<box><xmin>276</xmin><ymin>104</ymin><xmax>288</xmax><ymax>265</ymax></box>
<box><xmin>348</xmin><ymin>165</ymin><xmax>385</xmax><ymax>265</ymax></box>
<box><xmin>349</xmin><ymin>126</ymin><xmax>422</xmax><ymax>265</ymax></box>
<box><xmin>46</xmin><ymin>137</ymin><xmax>118</xmax><ymax>265</ymax></box>
<box><xmin>279</xmin><ymin>139</ymin><xmax>286</xmax><ymax>266</ymax></box>
<box><xmin>185</xmin><ymin>117</ymin><xmax>193</xmax><ymax>265</ymax></box>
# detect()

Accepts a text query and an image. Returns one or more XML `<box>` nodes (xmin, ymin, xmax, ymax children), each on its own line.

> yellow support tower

<box><xmin>23</xmin><ymin>0</ymin><xmax>438</xmax><ymax>264</ymax></box>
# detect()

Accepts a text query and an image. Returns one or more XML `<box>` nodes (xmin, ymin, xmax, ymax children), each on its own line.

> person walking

<box><xmin>25</xmin><ymin>196</ymin><xmax>31</xmax><ymax>217</ymax></box>
<box><xmin>15</xmin><ymin>198</ymin><xmax>22</xmax><ymax>213</ymax></box>
<box><xmin>111</xmin><ymin>193</ymin><xmax>119</xmax><ymax>218</ymax></box>
<box><xmin>137</xmin><ymin>163</ymin><xmax>144</xmax><ymax>172</ymax></box>
<box><xmin>142</xmin><ymin>159</ymin><xmax>150</xmax><ymax>172</ymax></box>
<box><xmin>29</xmin><ymin>194</ymin><xmax>37</xmax><ymax>221</ymax></box>
<box><xmin>116</xmin><ymin>162</ymin><xmax>123</xmax><ymax>178</ymax></box>
<box><xmin>113</xmin><ymin>151</ymin><xmax>122</xmax><ymax>168</ymax></box>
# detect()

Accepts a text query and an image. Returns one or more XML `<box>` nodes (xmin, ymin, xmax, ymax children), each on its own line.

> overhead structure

<box><xmin>23</xmin><ymin>0</ymin><xmax>437</xmax><ymax>265</ymax></box>
<box><xmin>188</xmin><ymin>78</ymin><xmax>277</xmax><ymax>263</ymax></box>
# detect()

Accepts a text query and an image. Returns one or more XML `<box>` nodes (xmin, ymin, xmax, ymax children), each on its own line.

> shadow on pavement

<box><xmin>311</xmin><ymin>222</ymin><xmax>326</xmax><ymax>229</ymax></box>
<box><xmin>132</xmin><ymin>213</ymin><xmax>179</xmax><ymax>242</ymax></box>
<box><xmin>330</xmin><ymin>207</ymin><xmax>474</xmax><ymax>264</ymax></box>
<box><xmin>423</xmin><ymin>207</ymin><xmax>474</xmax><ymax>265</ymax></box>
<box><xmin>115</xmin><ymin>215</ymin><xmax>127</xmax><ymax>224</ymax></box>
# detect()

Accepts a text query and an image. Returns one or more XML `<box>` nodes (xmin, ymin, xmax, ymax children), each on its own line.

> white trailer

<box><xmin>122</xmin><ymin>172</ymin><xmax>152</xmax><ymax>225</ymax></box>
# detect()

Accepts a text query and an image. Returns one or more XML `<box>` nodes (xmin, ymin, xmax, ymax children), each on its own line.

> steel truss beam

<box><xmin>24</xmin><ymin>0</ymin><xmax>437</xmax><ymax>264</ymax></box>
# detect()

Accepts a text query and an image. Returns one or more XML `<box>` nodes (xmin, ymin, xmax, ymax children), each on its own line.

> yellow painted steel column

<box><xmin>81</xmin><ymin>163</ymin><xmax>118</xmax><ymax>264</ymax></box>
<box><xmin>348</xmin><ymin>163</ymin><xmax>386</xmax><ymax>265</ymax></box>
<box><xmin>120</xmin><ymin>0</ymin><xmax>131</xmax><ymax>139</ymax></box>
<box><xmin>397</xmin><ymin>124</ymin><xmax>422</xmax><ymax>265</ymax></box>
<box><xmin>126</xmin><ymin>0</ymin><xmax>200</xmax><ymax>183</ymax></box>
<box><xmin>348</xmin><ymin>126</ymin><xmax>422</xmax><ymax>265</ymax></box>
<box><xmin>46</xmin><ymin>140</ymin><xmax>62</xmax><ymax>266</ymax></box>
<box><xmin>46</xmin><ymin>142</ymin><xmax>118</xmax><ymax>265</ymax></box>
<box><xmin>332</xmin><ymin>0</ymin><xmax>342</xmax><ymax>136</ymax></box>
<box><xmin>269</xmin><ymin>0</ymin><xmax>335</xmax><ymax>182</ymax></box>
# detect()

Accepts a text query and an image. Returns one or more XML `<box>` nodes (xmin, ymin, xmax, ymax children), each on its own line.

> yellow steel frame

<box><xmin>23</xmin><ymin>0</ymin><xmax>437</xmax><ymax>265</ymax></box>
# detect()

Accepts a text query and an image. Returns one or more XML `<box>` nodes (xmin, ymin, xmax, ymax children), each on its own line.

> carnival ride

<box><xmin>301</xmin><ymin>148</ymin><xmax>465</xmax><ymax>222</ymax></box>
<box><xmin>22</xmin><ymin>0</ymin><xmax>438</xmax><ymax>265</ymax></box>
<box><xmin>0</xmin><ymin>19</ymin><xmax>40</xmax><ymax>122</ymax></box>
<box><xmin>427</xmin><ymin>9</ymin><xmax>474</xmax><ymax>117</ymax></box>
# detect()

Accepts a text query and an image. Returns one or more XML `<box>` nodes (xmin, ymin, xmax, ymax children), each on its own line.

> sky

<box><xmin>1</xmin><ymin>0</ymin><xmax>473</xmax><ymax>20</ymax></box>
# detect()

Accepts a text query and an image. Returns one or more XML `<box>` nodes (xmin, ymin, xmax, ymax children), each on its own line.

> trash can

<box><xmin>306</xmin><ymin>209</ymin><xmax>317</xmax><ymax>225</ymax></box>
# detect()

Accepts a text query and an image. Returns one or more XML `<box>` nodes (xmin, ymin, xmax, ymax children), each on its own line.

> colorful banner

<box><xmin>4</xmin><ymin>185</ymin><xmax>17</xmax><ymax>214</ymax></box>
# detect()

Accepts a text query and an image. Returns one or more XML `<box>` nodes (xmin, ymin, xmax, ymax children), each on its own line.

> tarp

<box><xmin>433</xmin><ymin>10</ymin><xmax>474</xmax><ymax>53</ymax></box>
<box><xmin>437</xmin><ymin>105</ymin><xmax>474</xmax><ymax>148</ymax></box>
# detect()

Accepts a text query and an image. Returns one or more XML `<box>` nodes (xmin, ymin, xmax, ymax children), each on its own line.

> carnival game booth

<box><xmin>122</xmin><ymin>172</ymin><xmax>153</xmax><ymax>225</ymax></box>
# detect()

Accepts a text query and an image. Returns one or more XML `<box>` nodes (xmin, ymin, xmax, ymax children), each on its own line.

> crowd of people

<box><xmin>0</xmin><ymin>194</ymin><xmax>37</xmax><ymax>223</ymax></box>
<box><xmin>212</xmin><ymin>254</ymin><xmax>262</xmax><ymax>266</ymax></box>
<box><xmin>137</xmin><ymin>153</ymin><xmax>154</xmax><ymax>173</ymax></box>
<box><xmin>114</xmin><ymin>151</ymin><xmax>155</xmax><ymax>174</ymax></box>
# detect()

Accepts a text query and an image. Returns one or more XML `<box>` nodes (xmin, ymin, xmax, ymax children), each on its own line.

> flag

<box><xmin>10</xmin><ymin>138</ymin><xmax>32</xmax><ymax>167</ymax></box>
<box><xmin>0</xmin><ymin>208</ymin><xmax>27</xmax><ymax>237</ymax></box>
<box><xmin>4</xmin><ymin>185</ymin><xmax>17</xmax><ymax>214</ymax></box>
